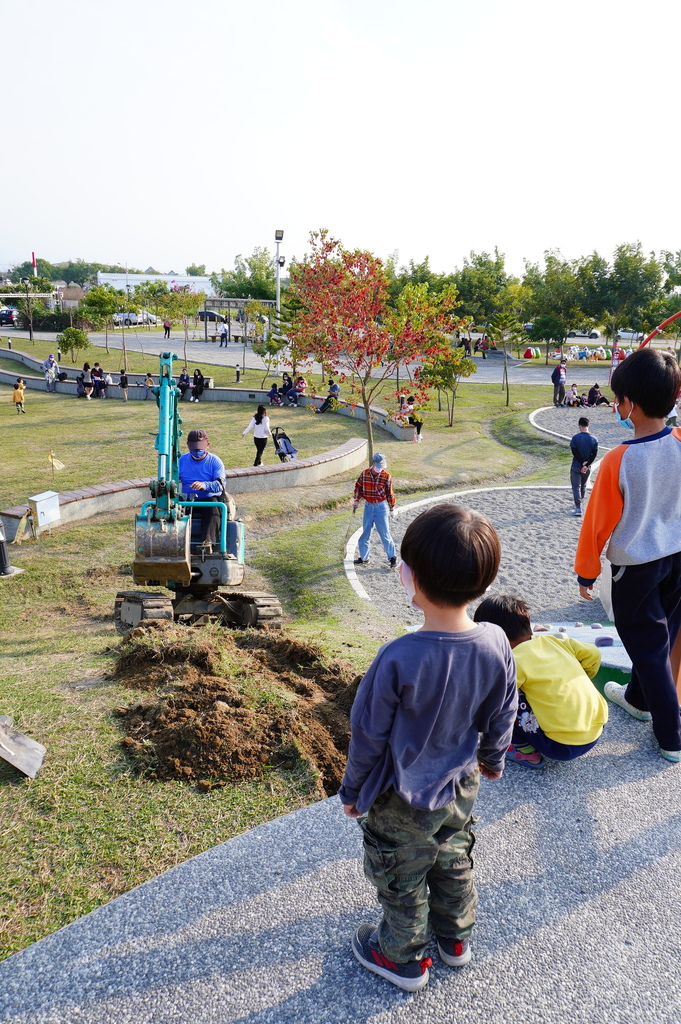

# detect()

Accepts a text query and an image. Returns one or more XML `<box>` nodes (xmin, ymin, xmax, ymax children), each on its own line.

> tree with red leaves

<box><xmin>288</xmin><ymin>231</ymin><xmax>460</xmax><ymax>459</ymax></box>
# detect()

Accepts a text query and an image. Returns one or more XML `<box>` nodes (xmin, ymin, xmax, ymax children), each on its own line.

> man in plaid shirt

<box><xmin>353</xmin><ymin>452</ymin><xmax>397</xmax><ymax>568</ymax></box>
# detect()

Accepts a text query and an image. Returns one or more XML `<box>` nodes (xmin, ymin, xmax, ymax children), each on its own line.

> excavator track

<box><xmin>213</xmin><ymin>590</ymin><xmax>284</xmax><ymax>629</ymax></box>
<box><xmin>114</xmin><ymin>591</ymin><xmax>175</xmax><ymax>634</ymax></box>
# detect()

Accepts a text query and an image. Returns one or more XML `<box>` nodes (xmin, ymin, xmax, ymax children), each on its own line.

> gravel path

<box><xmin>354</xmin><ymin>486</ymin><xmax>607</xmax><ymax>628</ymax></box>
<box><xmin>532</xmin><ymin>404</ymin><xmax>631</xmax><ymax>451</ymax></box>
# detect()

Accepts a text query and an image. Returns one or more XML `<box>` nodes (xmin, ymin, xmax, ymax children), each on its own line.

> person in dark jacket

<box><xmin>190</xmin><ymin>368</ymin><xmax>205</xmax><ymax>402</ymax></box>
<box><xmin>178</xmin><ymin>368</ymin><xmax>191</xmax><ymax>401</ymax></box>
<box><xmin>587</xmin><ymin>383</ymin><xmax>610</xmax><ymax>407</ymax></box>
<box><xmin>551</xmin><ymin>359</ymin><xmax>567</xmax><ymax>406</ymax></box>
<box><xmin>569</xmin><ymin>416</ymin><xmax>598</xmax><ymax>516</ymax></box>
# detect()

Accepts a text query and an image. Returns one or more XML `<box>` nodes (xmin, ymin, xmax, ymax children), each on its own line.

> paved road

<box><xmin>9</xmin><ymin>332</ymin><xmax>617</xmax><ymax>386</ymax></box>
<box><xmin>1</xmin><ymin>709</ymin><xmax>679</xmax><ymax>1023</ymax></box>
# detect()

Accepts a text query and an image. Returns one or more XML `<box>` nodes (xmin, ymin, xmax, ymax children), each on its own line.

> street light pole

<box><xmin>20</xmin><ymin>278</ymin><xmax>33</xmax><ymax>344</ymax></box>
<box><xmin>275</xmin><ymin>229</ymin><xmax>284</xmax><ymax>314</ymax></box>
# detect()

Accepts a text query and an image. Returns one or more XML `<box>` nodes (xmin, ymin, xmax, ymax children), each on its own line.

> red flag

<box><xmin>32</xmin><ymin>251</ymin><xmax>37</xmax><ymax>277</ymax></box>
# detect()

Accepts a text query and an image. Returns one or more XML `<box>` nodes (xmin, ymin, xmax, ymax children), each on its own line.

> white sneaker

<box><xmin>603</xmin><ymin>681</ymin><xmax>652</xmax><ymax>722</ymax></box>
<box><xmin>660</xmin><ymin>749</ymin><xmax>681</xmax><ymax>764</ymax></box>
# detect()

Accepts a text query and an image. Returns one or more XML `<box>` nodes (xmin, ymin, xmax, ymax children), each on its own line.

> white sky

<box><xmin>3</xmin><ymin>0</ymin><xmax>680</xmax><ymax>278</ymax></box>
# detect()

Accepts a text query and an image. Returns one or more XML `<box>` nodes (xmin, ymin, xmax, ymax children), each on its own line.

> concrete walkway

<box><xmin>8</xmin><ymin>331</ymin><xmax>616</xmax><ymax>386</ymax></box>
<box><xmin>1</xmin><ymin>711</ymin><xmax>679</xmax><ymax>1023</ymax></box>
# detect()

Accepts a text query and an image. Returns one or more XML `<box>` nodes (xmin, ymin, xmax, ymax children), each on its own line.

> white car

<box><xmin>113</xmin><ymin>310</ymin><xmax>160</xmax><ymax>326</ymax></box>
<box><xmin>567</xmin><ymin>328</ymin><xmax>601</xmax><ymax>339</ymax></box>
<box><xmin>616</xmin><ymin>328</ymin><xmax>644</xmax><ymax>342</ymax></box>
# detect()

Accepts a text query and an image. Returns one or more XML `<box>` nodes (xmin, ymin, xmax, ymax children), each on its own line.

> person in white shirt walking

<box><xmin>241</xmin><ymin>404</ymin><xmax>272</xmax><ymax>465</ymax></box>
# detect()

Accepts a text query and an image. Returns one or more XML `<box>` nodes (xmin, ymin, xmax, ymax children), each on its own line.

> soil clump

<box><xmin>113</xmin><ymin>623</ymin><xmax>361</xmax><ymax>795</ymax></box>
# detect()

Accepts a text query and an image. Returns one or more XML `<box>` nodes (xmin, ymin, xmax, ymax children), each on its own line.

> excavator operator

<box><xmin>178</xmin><ymin>428</ymin><xmax>228</xmax><ymax>551</ymax></box>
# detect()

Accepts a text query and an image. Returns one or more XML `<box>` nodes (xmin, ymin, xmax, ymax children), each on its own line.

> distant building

<box><xmin>97</xmin><ymin>272</ymin><xmax>216</xmax><ymax>296</ymax></box>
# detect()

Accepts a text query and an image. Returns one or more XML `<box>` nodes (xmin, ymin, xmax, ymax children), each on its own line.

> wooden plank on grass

<box><xmin>0</xmin><ymin>723</ymin><xmax>46</xmax><ymax>778</ymax></box>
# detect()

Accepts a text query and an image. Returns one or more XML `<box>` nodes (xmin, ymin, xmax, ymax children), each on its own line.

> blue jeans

<box><xmin>359</xmin><ymin>501</ymin><xmax>396</xmax><ymax>561</ymax></box>
<box><xmin>513</xmin><ymin>691</ymin><xmax>598</xmax><ymax>760</ymax></box>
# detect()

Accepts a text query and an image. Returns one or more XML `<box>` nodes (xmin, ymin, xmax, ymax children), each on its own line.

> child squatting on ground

<box><xmin>575</xmin><ymin>347</ymin><xmax>681</xmax><ymax>763</ymax></box>
<box><xmin>473</xmin><ymin>595</ymin><xmax>607</xmax><ymax>767</ymax></box>
<box><xmin>338</xmin><ymin>504</ymin><xmax>518</xmax><ymax>991</ymax></box>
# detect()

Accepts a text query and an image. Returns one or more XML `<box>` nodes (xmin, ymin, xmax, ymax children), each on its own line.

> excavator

<box><xmin>114</xmin><ymin>352</ymin><xmax>283</xmax><ymax>632</ymax></box>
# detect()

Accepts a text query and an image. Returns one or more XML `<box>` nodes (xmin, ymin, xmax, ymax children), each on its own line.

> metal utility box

<box><xmin>28</xmin><ymin>491</ymin><xmax>61</xmax><ymax>528</ymax></box>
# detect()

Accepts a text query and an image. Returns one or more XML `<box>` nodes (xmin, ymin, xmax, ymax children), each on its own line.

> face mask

<box><xmin>614</xmin><ymin>402</ymin><xmax>634</xmax><ymax>430</ymax></box>
<box><xmin>399</xmin><ymin>561</ymin><xmax>420</xmax><ymax>610</ymax></box>
<box><xmin>190</xmin><ymin>449</ymin><xmax>207</xmax><ymax>459</ymax></box>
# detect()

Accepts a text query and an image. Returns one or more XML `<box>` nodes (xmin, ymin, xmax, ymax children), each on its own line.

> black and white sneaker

<box><xmin>389</xmin><ymin>556</ymin><xmax>397</xmax><ymax>568</ymax></box>
<box><xmin>353</xmin><ymin>557</ymin><xmax>369</xmax><ymax>565</ymax></box>
<box><xmin>351</xmin><ymin>924</ymin><xmax>431</xmax><ymax>991</ymax></box>
<box><xmin>436</xmin><ymin>936</ymin><xmax>472</xmax><ymax>967</ymax></box>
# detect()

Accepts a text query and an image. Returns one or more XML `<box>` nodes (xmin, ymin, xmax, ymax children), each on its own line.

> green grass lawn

<box><xmin>0</xmin><ymin>357</ymin><xmax>571</xmax><ymax>960</ymax></box>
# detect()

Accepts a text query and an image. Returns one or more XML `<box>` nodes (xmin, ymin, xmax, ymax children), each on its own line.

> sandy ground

<box><xmin>355</xmin><ymin>486</ymin><xmax>607</xmax><ymax>629</ymax></box>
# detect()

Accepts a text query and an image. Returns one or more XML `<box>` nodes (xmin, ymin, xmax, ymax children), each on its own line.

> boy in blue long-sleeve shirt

<box><xmin>339</xmin><ymin>504</ymin><xmax>517</xmax><ymax>992</ymax></box>
<box><xmin>569</xmin><ymin>416</ymin><xmax>598</xmax><ymax>516</ymax></box>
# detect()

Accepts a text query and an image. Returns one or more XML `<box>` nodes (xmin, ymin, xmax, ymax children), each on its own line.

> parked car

<box><xmin>198</xmin><ymin>310</ymin><xmax>226</xmax><ymax>323</ymax></box>
<box><xmin>616</xmin><ymin>328</ymin><xmax>644</xmax><ymax>342</ymax></box>
<box><xmin>0</xmin><ymin>305</ymin><xmax>20</xmax><ymax>327</ymax></box>
<box><xmin>567</xmin><ymin>328</ymin><xmax>601</xmax><ymax>339</ymax></box>
<box><xmin>112</xmin><ymin>310</ymin><xmax>159</xmax><ymax>326</ymax></box>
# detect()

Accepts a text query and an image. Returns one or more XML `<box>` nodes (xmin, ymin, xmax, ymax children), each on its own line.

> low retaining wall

<box><xmin>1</xmin><ymin>438</ymin><xmax>368</xmax><ymax>542</ymax></box>
<box><xmin>0</xmin><ymin>346</ymin><xmax>413</xmax><ymax>439</ymax></box>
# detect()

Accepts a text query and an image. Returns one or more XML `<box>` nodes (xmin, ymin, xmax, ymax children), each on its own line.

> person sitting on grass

<box><xmin>474</xmin><ymin>594</ymin><xmax>607</xmax><ymax>767</ymax></box>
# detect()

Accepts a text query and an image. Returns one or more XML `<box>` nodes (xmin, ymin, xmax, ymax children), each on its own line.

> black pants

<box><xmin>612</xmin><ymin>553</ymin><xmax>681</xmax><ymax>751</ymax></box>
<box><xmin>408</xmin><ymin>415</ymin><xmax>422</xmax><ymax>436</ymax></box>
<box><xmin>191</xmin><ymin>493</ymin><xmax>227</xmax><ymax>545</ymax></box>
<box><xmin>570</xmin><ymin>465</ymin><xmax>589</xmax><ymax>508</ymax></box>
<box><xmin>253</xmin><ymin>437</ymin><xmax>268</xmax><ymax>466</ymax></box>
<box><xmin>164</xmin><ymin>326</ymin><xmax>170</xmax><ymax>338</ymax></box>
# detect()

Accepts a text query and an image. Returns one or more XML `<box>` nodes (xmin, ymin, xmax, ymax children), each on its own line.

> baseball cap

<box><xmin>187</xmin><ymin>428</ymin><xmax>209</xmax><ymax>450</ymax></box>
<box><xmin>372</xmin><ymin>452</ymin><xmax>387</xmax><ymax>470</ymax></box>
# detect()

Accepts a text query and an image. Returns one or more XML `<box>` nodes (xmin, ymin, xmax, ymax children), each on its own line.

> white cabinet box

<box><xmin>28</xmin><ymin>491</ymin><xmax>61</xmax><ymax>528</ymax></box>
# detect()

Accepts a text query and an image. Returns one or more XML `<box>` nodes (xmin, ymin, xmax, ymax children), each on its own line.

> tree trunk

<box><xmin>122</xmin><ymin>335</ymin><xmax>129</xmax><ymax>372</ymax></box>
<box><xmin>449</xmin><ymin>389</ymin><xmax>456</xmax><ymax>427</ymax></box>
<box><xmin>183</xmin><ymin>317</ymin><xmax>188</xmax><ymax>368</ymax></box>
<box><xmin>105</xmin><ymin>321</ymin><xmax>109</xmax><ymax>354</ymax></box>
<box><xmin>362</xmin><ymin>388</ymin><xmax>374</xmax><ymax>462</ymax></box>
<box><xmin>503</xmin><ymin>346</ymin><xmax>510</xmax><ymax>406</ymax></box>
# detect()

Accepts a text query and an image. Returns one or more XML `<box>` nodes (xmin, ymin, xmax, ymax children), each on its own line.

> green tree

<box><xmin>384</xmin><ymin>253</ymin><xmax>455</xmax><ymax>303</ymax></box>
<box><xmin>576</xmin><ymin>243</ymin><xmax>662</xmax><ymax>343</ymax></box>
<box><xmin>418</xmin><ymin>344</ymin><xmax>477</xmax><ymax>426</ymax></box>
<box><xmin>523</xmin><ymin>252</ymin><xmax>585</xmax><ymax>361</ymax></box>
<box><xmin>185</xmin><ymin>264</ymin><xmax>206</xmax><ymax>276</ymax></box>
<box><xmin>56</xmin><ymin>327</ymin><xmax>90</xmax><ymax>363</ymax></box>
<box><xmin>452</xmin><ymin>249</ymin><xmax>508</xmax><ymax>323</ymax></box>
<box><xmin>487</xmin><ymin>312</ymin><xmax>524</xmax><ymax>406</ymax></box>
<box><xmin>211</xmin><ymin>248</ymin><xmax>276</xmax><ymax>300</ymax></box>
<box><xmin>80</xmin><ymin>284</ymin><xmax>123</xmax><ymax>354</ymax></box>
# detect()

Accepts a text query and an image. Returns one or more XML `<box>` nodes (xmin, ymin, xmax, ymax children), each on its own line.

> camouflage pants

<box><xmin>360</xmin><ymin>771</ymin><xmax>479</xmax><ymax>963</ymax></box>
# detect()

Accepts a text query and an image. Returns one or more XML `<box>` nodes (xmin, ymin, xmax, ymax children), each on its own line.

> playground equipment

<box><xmin>114</xmin><ymin>353</ymin><xmax>283</xmax><ymax>632</ymax></box>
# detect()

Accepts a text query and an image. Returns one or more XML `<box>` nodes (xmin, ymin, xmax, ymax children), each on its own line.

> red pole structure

<box><xmin>31</xmin><ymin>251</ymin><xmax>37</xmax><ymax>278</ymax></box>
<box><xmin>639</xmin><ymin>309</ymin><xmax>681</xmax><ymax>348</ymax></box>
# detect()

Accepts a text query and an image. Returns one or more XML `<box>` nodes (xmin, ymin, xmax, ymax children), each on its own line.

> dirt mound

<box><xmin>113</xmin><ymin>624</ymin><xmax>363</xmax><ymax>795</ymax></box>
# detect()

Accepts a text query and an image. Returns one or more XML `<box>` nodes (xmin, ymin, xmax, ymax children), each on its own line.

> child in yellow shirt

<box><xmin>474</xmin><ymin>594</ymin><xmax>607</xmax><ymax>768</ymax></box>
<box><xmin>13</xmin><ymin>378</ymin><xmax>26</xmax><ymax>414</ymax></box>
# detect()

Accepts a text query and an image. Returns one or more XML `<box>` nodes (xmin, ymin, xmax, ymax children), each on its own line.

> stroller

<box><xmin>272</xmin><ymin>426</ymin><xmax>298</xmax><ymax>462</ymax></box>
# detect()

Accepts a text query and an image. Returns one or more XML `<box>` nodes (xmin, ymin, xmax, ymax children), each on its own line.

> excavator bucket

<box><xmin>132</xmin><ymin>513</ymin><xmax>192</xmax><ymax>586</ymax></box>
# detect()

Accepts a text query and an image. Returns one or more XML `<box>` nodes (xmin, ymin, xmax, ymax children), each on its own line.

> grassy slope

<box><xmin>0</xmin><ymin>366</ymin><xmax>569</xmax><ymax>959</ymax></box>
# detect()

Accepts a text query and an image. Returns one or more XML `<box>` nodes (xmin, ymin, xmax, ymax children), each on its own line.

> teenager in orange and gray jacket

<box><xmin>574</xmin><ymin>347</ymin><xmax>681</xmax><ymax>763</ymax></box>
